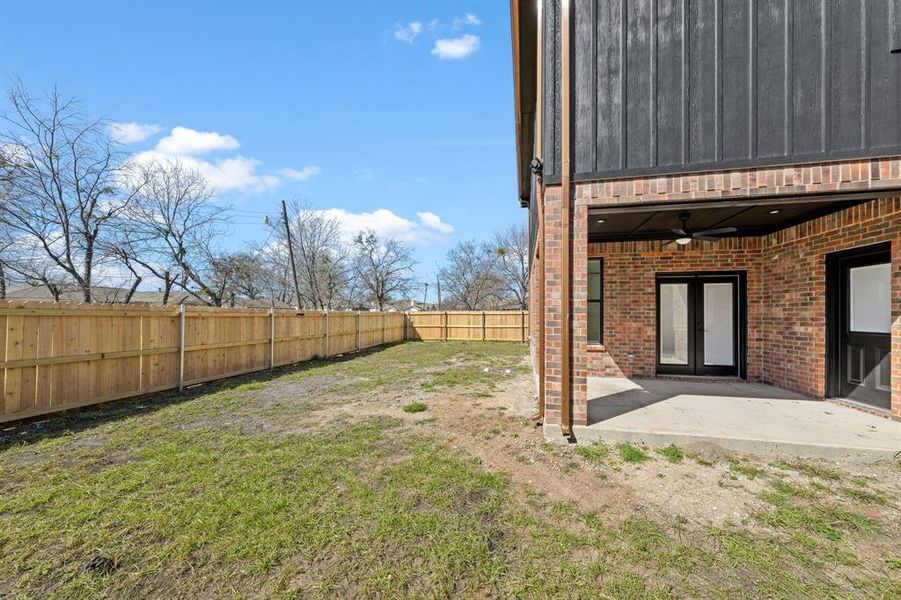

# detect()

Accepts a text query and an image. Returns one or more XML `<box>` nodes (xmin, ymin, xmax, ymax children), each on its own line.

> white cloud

<box><xmin>315</xmin><ymin>208</ymin><xmax>453</xmax><ymax>244</ymax></box>
<box><xmin>452</xmin><ymin>13</ymin><xmax>481</xmax><ymax>29</ymax></box>
<box><xmin>278</xmin><ymin>165</ymin><xmax>320</xmax><ymax>181</ymax></box>
<box><xmin>394</xmin><ymin>21</ymin><xmax>422</xmax><ymax>43</ymax></box>
<box><xmin>125</xmin><ymin>125</ymin><xmax>318</xmax><ymax>194</ymax></box>
<box><xmin>431</xmin><ymin>34</ymin><xmax>480</xmax><ymax>59</ymax></box>
<box><xmin>108</xmin><ymin>122</ymin><xmax>163</xmax><ymax>144</ymax></box>
<box><xmin>131</xmin><ymin>150</ymin><xmax>279</xmax><ymax>193</ymax></box>
<box><xmin>155</xmin><ymin>126</ymin><xmax>240</xmax><ymax>156</ymax></box>
<box><xmin>417</xmin><ymin>211</ymin><xmax>454</xmax><ymax>234</ymax></box>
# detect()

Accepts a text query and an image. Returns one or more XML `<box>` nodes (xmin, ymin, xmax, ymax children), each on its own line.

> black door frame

<box><xmin>655</xmin><ymin>271</ymin><xmax>748</xmax><ymax>378</ymax></box>
<box><xmin>825</xmin><ymin>242</ymin><xmax>892</xmax><ymax>406</ymax></box>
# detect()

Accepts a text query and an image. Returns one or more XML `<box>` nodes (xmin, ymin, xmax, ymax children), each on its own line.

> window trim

<box><xmin>587</xmin><ymin>257</ymin><xmax>603</xmax><ymax>345</ymax></box>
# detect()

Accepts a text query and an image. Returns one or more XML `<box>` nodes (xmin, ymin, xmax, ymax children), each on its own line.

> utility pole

<box><xmin>280</xmin><ymin>200</ymin><xmax>302</xmax><ymax>310</ymax></box>
<box><xmin>436</xmin><ymin>274</ymin><xmax>441</xmax><ymax>309</ymax></box>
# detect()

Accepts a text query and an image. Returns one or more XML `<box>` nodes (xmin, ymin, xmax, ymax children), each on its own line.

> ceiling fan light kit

<box><xmin>663</xmin><ymin>212</ymin><xmax>738</xmax><ymax>247</ymax></box>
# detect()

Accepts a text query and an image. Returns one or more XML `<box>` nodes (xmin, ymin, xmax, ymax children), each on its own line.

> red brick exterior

<box><xmin>535</xmin><ymin>158</ymin><xmax>901</xmax><ymax>432</ymax></box>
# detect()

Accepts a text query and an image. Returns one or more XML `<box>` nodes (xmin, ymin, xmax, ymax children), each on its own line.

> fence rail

<box><xmin>0</xmin><ymin>302</ymin><xmax>528</xmax><ymax>424</ymax></box>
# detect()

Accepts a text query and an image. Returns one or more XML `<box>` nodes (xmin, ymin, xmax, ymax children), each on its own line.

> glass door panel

<box><xmin>703</xmin><ymin>283</ymin><xmax>734</xmax><ymax>366</ymax></box>
<box><xmin>849</xmin><ymin>263</ymin><xmax>891</xmax><ymax>333</ymax></box>
<box><xmin>659</xmin><ymin>283</ymin><xmax>689</xmax><ymax>365</ymax></box>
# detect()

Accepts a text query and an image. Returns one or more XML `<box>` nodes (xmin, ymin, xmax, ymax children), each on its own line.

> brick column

<box><xmin>571</xmin><ymin>204</ymin><xmax>589</xmax><ymax>426</ymax></box>
<box><xmin>542</xmin><ymin>186</ymin><xmax>563</xmax><ymax>427</ymax></box>
<box><xmin>538</xmin><ymin>186</ymin><xmax>589</xmax><ymax>431</ymax></box>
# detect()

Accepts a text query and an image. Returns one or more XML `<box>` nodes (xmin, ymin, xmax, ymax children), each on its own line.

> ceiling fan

<box><xmin>664</xmin><ymin>213</ymin><xmax>737</xmax><ymax>246</ymax></box>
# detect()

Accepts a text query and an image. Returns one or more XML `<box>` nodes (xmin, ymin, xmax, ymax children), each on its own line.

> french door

<box><xmin>656</xmin><ymin>273</ymin><xmax>745</xmax><ymax>377</ymax></box>
<box><xmin>827</xmin><ymin>244</ymin><xmax>892</xmax><ymax>410</ymax></box>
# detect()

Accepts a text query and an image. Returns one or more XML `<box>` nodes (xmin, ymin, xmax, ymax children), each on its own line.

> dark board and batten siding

<box><xmin>542</xmin><ymin>0</ymin><xmax>901</xmax><ymax>184</ymax></box>
<box><xmin>542</xmin><ymin>0</ymin><xmax>562</xmax><ymax>182</ymax></box>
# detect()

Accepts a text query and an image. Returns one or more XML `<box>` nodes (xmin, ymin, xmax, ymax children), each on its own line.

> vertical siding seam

<box><xmin>681</xmin><ymin>0</ymin><xmax>689</xmax><ymax>164</ymax></box>
<box><xmin>784</xmin><ymin>0</ymin><xmax>794</xmax><ymax>156</ymax></box>
<box><xmin>716</xmin><ymin>0</ymin><xmax>723</xmax><ymax>162</ymax></box>
<box><xmin>650</xmin><ymin>0</ymin><xmax>658</xmax><ymax>167</ymax></box>
<box><xmin>821</xmin><ymin>0</ymin><xmax>831</xmax><ymax>154</ymax></box>
<box><xmin>749</xmin><ymin>0</ymin><xmax>758</xmax><ymax>159</ymax></box>
<box><xmin>860</xmin><ymin>0</ymin><xmax>869</xmax><ymax>148</ymax></box>
<box><xmin>591</xmin><ymin>0</ymin><xmax>598</xmax><ymax>172</ymax></box>
<box><xmin>620</xmin><ymin>0</ymin><xmax>628</xmax><ymax>170</ymax></box>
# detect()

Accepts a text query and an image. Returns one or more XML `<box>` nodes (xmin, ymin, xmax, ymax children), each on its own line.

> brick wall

<box><xmin>575</xmin><ymin>157</ymin><xmax>901</xmax><ymax>207</ymax></box>
<box><xmin>583</xmin><ymin>197</ymin><xmax>901</xmax><ymax>420</ymax></box>
<box><xmin>533</xmin><ymin>157</ymin><xmax>901</xmax><ymax>431</ymax></box>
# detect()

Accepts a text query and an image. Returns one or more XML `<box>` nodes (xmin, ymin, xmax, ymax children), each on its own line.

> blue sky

<box><xmin>0</xmin><ymin>0</ymin><xmax>522</xmax><ymax>302</ymax></box>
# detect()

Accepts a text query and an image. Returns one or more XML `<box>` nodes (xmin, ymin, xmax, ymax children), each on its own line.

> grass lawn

<box><xmin>0</xmin><ymin>342</ymin><xmax>899</xmax><ymax>598</ymax></box>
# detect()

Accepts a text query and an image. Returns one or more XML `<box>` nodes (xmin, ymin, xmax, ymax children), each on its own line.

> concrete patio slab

<box><xmin>571</xmin><ymin>378</ymin><xmax>901</xmax><ymax>463</ymax></box>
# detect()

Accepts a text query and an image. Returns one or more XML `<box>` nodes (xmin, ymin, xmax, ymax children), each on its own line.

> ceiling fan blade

<box><xmin>693</xmin><ymin>235</ymin><xmax>722</xmax><ymax>242</ymax></box>
<box><xmin>661</xmin><ymin>239</ymin><xmax>675</xmax><ymax>247</ymax></box>
<box><xmin>670</xmin><ymin>228</ymin><xmax>688</xmax><ymax>236</ymax></box>
<box><xmin>694</xmin><ymin>227</ymin><xmax>737</xmax><ymax>237</ymax></box>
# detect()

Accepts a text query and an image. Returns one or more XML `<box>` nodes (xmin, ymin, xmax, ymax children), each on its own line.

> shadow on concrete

<box><xmin>587</xmin><ymin>378</ymin><xmax>814</xmax><ymax>425</ymax></box>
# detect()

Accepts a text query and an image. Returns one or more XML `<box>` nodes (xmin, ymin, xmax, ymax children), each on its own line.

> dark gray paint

<box><xmin>542</xmin><ymin>0</ymin><xmax>561</xmax><ymax>181</ymax></box>
<box><xmin>544</xmin><ymin>0</ymin><xmax>901</xmax><ymax>183</ymax></box>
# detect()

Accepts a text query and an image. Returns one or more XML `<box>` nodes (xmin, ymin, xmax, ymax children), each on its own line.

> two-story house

<box><xmin>512</xmin><ymin>0</ymin><xmax>901</xmax><ymax>439</ymax></box>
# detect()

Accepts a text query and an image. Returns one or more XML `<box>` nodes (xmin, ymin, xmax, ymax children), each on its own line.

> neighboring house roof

<box><xmin>5</xmin><ymin>285</ymin><xmax>290</xmax><ymax>308</ymax></box>
<box><xmin>6</xmin><ymin>285</ymin><xmax>131</xmax><ymax>303</ymax></box>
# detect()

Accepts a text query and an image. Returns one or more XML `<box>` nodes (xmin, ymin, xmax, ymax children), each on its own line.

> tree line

<box><xmin>0</xmin><ymin>84</ymin><xmax>527</xmax><ymax>310</ymax></box>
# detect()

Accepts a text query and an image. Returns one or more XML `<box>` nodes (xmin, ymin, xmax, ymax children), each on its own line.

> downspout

<box><xmin>559</xmin><ymin>0</ymin><xmax>573</xmax><ymax>436</ymax></box>
<box><xmin>531</xmin><ymin>0</ymin><xmax>546</xmax><ymax>423</ymax></box>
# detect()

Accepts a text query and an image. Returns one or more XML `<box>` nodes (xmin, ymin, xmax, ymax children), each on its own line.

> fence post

<box><xmin>481</xmin><ymin>311</ymin><xmax>486</xmax><ymax>341</ymax></box>
<box><xmin>521</xmin><ymin>309</ymin><xmax>526</xmax><ymax>343</ymax></box>
<box><xmin>356</xmin><ymin>311</ymin><xmax>361</xmax><ymax>350</ymax></box>
<box><xmin>178</xmin><ymin>304</ymin><xmax>186</xmax><ymax>391</ymax></box>
<box><xmin>381</xmin><ymin>312</ymin><xmax>386</xmax><ymax>345</ymax></box>
<box><xmin>269</xmin><ymin>307</ymin><xmax>275</xmax><ymax>370</ymax></box>
<box><xmin>444</xmin><ymin>311</ymin><xmax>448</xmax><ymax>342</ymax></box>
<box><xmin>323</xmin><ymin>310</ymin><xmax>329</xmax><ymax>357</ymax></box>
<box><xmin>403</xmin><ymin>312</ymin><xmax>408</xmax><ymax>341</ymax></box>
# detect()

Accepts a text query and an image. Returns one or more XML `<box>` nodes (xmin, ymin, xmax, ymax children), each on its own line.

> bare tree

<box><xmin>492</xmin><ymin>223</ymin><xmax>529</xmax><ymax>309</ymax></box>
<box><xmin>252</xmin><ymin>239</ymin><xmax>296</xmax><ymax>305</ymax></box>
<box><xmin>439</xmin><ymin>240</ymin><xmax>504</xmax><ymax>310</ymax></box>
<box><xmin>275</xmin><ymin>202</ymin><xmax>350</xmax><ymax>310</ymax></box>
<box><xmin>115</xmin><ymin>159</ymin><xmax>231</xmax><ymax>305</ymax></box>
<box><xmin>352</xmin><ymin>230</ymin><xmax>416</xmax><ymax>310</ymax></box>
<box><xmin>219</xmin><ymin>251</ymin><xmax>269</xmax><ymax>301</ymax></box>
<box><xmin>0</xmin><ymin>82</ymin><xmax>139</xmax><ymax>302</ymax></box>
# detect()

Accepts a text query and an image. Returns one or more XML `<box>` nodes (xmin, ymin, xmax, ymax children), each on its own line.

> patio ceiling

<box><xmin>587</xmin><ymin>191</ymin><xmax>889</xmax><ymax>242</ymax></box>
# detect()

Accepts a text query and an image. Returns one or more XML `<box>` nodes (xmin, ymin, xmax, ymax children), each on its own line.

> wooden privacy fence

<box><xmin>405</xmin><ymin>311</ymin><xmax>529</xmax><ymax>342</ymax></box>
<box><xmin>0</xmin><ymin>303</ymin><xmax>528</xmax><ymax>424</ymax></box>
<box><xmin>0</xmin><ymin>301</ymin><xmax>405</xmax><ymax>424</ymax></box>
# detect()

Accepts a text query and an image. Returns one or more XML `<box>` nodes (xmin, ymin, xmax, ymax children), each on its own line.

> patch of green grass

<box><xmin>838</xmin><ymin>486</ymin><xmax>887</xmax><ymax>505</ymax></box>
<box><xmin>728</xmin><ymin>457</ymin><xmax>766</xmax><ymax>479</ymax></box>
<box><xmin>654</xmin><ymin>444</ymin><xmax>684</xmax><ymax>463</ymax></box>
<box><xmin>576</xmin><ymin>441</ymin><xmax>610</xmax><ymax>465</ymax></box>
<box><xmin>402</xmin><ymin>402</ymin><xmax>428</xmax><ymax>413</ymax></box>
<box><xmin>617</xmin><ymin>443</ymin><xmax>649</xmax><ymax>463</ymax></box>
<box><xmin>773</xmin><ymin>460</ymin><xmax>843</xmax><ymax>481</ymax></box>
<box><xmin>234</xmin><ymin>381</ymin><xmax>265</xmax><ymax>391</ymax></box>
<box><xmin>757</xmin><ymin>479</ymin><xmax>879</xmax><ymax>542</ymax></box>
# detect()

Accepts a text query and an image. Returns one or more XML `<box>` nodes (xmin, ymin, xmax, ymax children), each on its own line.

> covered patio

<box><xmin>572</xmin><ymin>377</ymin><xmax>901</xmax><ymax>463</ymax></box>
